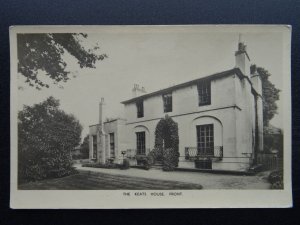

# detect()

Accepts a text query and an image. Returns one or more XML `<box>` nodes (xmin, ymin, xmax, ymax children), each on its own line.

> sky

<box><xmin>17</xmin><ymin>26</ymin><xmax>285</xmax><ymax>141</ymax></box>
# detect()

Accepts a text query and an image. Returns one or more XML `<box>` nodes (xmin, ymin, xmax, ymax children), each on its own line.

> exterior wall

<box><xmin>235</xmin><ymin>52</ymin><xmax>250</xmax><ymax>76</ymax></box>
<box><xmin>124</xmin><ymin>74</ymin><xmax>236</xmax><ymax>124</ymax></box>
<box><xmin>89</xmin><ymin>70</ymin><xmax>263</xmax><ymax>172</ymax></box>
<box><xmin>125</xmin><ymin>107</ymin><xmax>243</xmax><ymax>170</ymax></box>
<box><xmin>123</xmin><ymin>73</ymin><xmax>259</xmax><ymax>171</ymax></box>
<box><xmin>233</xmin><ymin>75</ymin><xmax>255</xmax><ymax>170</ymax></box>
<box><xmin>89</xmin><ymin>119</ymin><xmax>127</xmax><ymax>164</ymax></box>
<box><xmin>251</xmin><ymin>75</ymin><xmax>264</xmax><ymax>152</ymax></box>
<box><xmin>89</xmin><ymin>125</ymin><xmax>97</xmax><ymax>160</ymax></box>
<box><xmin>256</xmin><ymin>96</ymin><xmax>264</xmax><ymax>151</ymax></box>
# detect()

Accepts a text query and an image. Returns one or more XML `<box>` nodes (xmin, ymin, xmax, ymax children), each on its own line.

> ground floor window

<box><xmin>136</xmin><ymin>131</ymin><xmax>146</xmax><ymax>155</ymax></box>
<box><xmin>109</xmin><ymin>133</ymin><xmax>115</xmax><ymax>158</ymax></box>
<box><xmin>92</xmin><ymin>135</ymin><xmax>97</xmax><ymax>159</ymax></box>
<box><xmin>196</xmin><ymin>124</ymin><xmax>214</xmax><ymax>155</ymax></box>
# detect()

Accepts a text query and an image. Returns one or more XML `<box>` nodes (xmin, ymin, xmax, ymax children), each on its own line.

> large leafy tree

<box><xmin>18</xmin><ymin>97</ymin><xmax>83</xmax><ymax>183</ymax></box>
<box><xmin>255</xmin><ymin>66</ymin><xmax>281</xmax><ymax>128</ymax></box>
<box><xmin>17</xmin><ymin>33</ymin><xmax>107</xmax><ymax>89</ymax></box>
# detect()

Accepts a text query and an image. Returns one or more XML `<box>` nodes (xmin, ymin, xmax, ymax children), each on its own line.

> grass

<box><xmin>19</xmin><ymin>170</ymin><xmax>203</xmax><ymax>190</ymax></box>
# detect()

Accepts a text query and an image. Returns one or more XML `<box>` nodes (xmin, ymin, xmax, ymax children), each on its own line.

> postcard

<box><xmin>10</xmin><ymin>25</ymin><xmax>292</xmax><ymax>208</ymax></box>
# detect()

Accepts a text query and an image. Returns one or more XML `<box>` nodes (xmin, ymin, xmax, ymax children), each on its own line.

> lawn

<box><xmin>18</xmin><ymin>170</ymin><xmax>203</xmax><ymax>190</ymax></box>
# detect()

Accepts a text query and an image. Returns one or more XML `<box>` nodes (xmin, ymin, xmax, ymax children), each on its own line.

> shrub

<box><xmin>147</xmin><ymin>148</ymin><xmax>161</xmax><ymax>163</ymax></box>
<box><xmin>154</xmin><ymin>115</ymin><xmax>180</xmax><ymax>170</ymax></box>
<box><xmin>18</xmin><ymin>97</ymin><xmax>82</xmax><ymax>183</ymax></box>
<box><xmin>268</xmin><ymin>170</ymin><xmax>284</xmax><ymax>189</ymax></box>
<box><xmin>82</xmin><ymin>161</ymin><xmax>118</xmax><ymax>169</ymax></box>
<box><xmin>120</xmin><ymin>158</ymin><xmax>130</xmax><ymax>170</ymax></box>
<box><xmin>162</xmin><ymin>148</ymin><xmax>179</xmax><ymax>171</ymax></box>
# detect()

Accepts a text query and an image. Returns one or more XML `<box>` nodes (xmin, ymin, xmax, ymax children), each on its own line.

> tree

<box><xmin>17</xmin><ymin>33</ymin><xmax>107</xmax><ymax>89</ymax></box>
<box><xmin>80</xmin><ymin>134</ymin><xmax>90</xmax><ymax>159</ymax></box>
<box><xmin>253</xmin><ymin>65</ymin><xmax>281</xmax><ymax>128</ymax></box>
<box><xmin>18</xmin><ymin>97</ymin><xmax>83</xmax><ymax>183</ymax></box>
<box><xmin>153</xmin><ymin>115</ymin><xmax>179</xmax><ymax>171</ymax></box>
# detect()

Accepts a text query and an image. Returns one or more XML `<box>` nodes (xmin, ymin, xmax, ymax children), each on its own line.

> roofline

<box><xmin>121</xmin><ymin>68</ymin><xmax>245</xmax><ymax>104</ymax></box>
<box><xmin>89</xmin><ymin>118</ymin><xmax>126</xmax><ymax>127</ymax></box>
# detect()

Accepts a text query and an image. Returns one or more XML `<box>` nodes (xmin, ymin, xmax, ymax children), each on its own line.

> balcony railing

<box><xmin>125</xmin><ymin>148</ymin><xmax>150</xmax><ymax>159</ymax></box>
<box><xmin>185</xmin><ymin>146</ymin><xmax>223</xmax><ymax>160</ymax></box>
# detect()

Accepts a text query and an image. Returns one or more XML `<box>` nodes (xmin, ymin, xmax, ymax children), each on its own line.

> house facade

<box><xmin>89</xmin><ymin>40</ymin><xmax>263</xmax><ymax>172</ymax></box>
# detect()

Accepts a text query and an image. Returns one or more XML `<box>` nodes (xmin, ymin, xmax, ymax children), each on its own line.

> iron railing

<box><xmin>125</xmin><ymin>148</ymin><xmax>150</xmax><ymax>158</ymax></box>
<box><xmin>257</xmin><ymin>152</ymin><xmax>283</xmax><ymax>170</ymax></box>
<box><xmin>185</xmin><ymin>146</ymin><xmax>223</xmax><ymax>160</ymax></box>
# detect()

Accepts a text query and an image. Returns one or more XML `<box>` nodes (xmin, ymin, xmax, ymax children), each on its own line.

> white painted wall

<box><xmin>89</xmin><ymin>70</ymin><xmax>263</xmax><ymax>171</ymax></box>
<box><xmin>124</xmin><ymin>74</ymin><xmax>236</xmax><ymax>124</ymax></box>
<box><xmin>123</xmin><ymin>72</ymin><xmax>260</xmax><ymax>171</ymax></box>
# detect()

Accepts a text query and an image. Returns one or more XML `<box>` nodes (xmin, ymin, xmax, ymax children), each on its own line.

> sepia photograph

<box><xmin>10</xmin><ymin>25</ymin><xmax>292</xmax><ymax>208</ymax></box>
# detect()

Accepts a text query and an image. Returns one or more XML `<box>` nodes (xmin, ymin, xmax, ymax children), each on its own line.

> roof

<box><xmin>121</xmin><ymin>67</ymin><xmax>247</xmax><ymax>104</ymax></box>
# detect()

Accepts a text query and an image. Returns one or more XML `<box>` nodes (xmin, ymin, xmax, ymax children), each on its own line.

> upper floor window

<box><xmin>163</xmin><ymin>92</ymin><xmax>172</xmax><ymax>113</ymax></box>
<box><xmin>136</xmin><ymin>100</ymin><xmax>144</xmax><ymax>118</ymax></box>
<box><xmin>197</xmin><ymin>80</ymin><xmax>211</xmax><ymax>106</ymax></box>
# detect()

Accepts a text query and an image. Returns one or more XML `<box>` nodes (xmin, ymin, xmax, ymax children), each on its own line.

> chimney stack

<box><xmin>99</xmin><ymin>97</ymin><xmax>105</xmax><ymax>126</ymax></box>
<box><xmin>235</xmin><ymin>34</ymin><xmax>251</xmax><ymax>76</ymax></box>
<box><xmin>250</xmin><ymin>64</ymin><xmax>262</xmax><ymax>96</ymax></box>
<box><xmin>132</xmin><ymin>84</ymin><xmax>147</xmax><ymax>97</ymax></box>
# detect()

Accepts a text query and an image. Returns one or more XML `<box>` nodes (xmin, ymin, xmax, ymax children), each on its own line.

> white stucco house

<box><xmin>89</xmin><ymin>40</ymin><xmax>263</xmax><ymax>172</ymax></box>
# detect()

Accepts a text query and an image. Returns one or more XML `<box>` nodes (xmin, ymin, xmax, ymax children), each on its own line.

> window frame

<box><xmin>162</xmin><ymin>92</ymin><xmax>173</xmax><ymax>113</ymax></box>
<box><xmin>136</xmin><ymin>131</ymin><xmax>146</xmax><ymax>155</ymax></box>
<box><xmin>197</xmin><ymin>80</ymin><xmax>211</xmax><ymax>106</ymax></box>
<box><xmin>136</xmin><ymin>100</ymin><xmax>144</xmax><ymax>118</ymax></box>
<box><xmin>196</xmin><ymin>124</ymin><xmax>214</xmax><ymax>155</ymax></box>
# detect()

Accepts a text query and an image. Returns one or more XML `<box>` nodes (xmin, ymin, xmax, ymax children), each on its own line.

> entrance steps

<box><xmin>150</xmin><ymin>161</ymin><xmax>163</xmax><ymax>170</ymax></box>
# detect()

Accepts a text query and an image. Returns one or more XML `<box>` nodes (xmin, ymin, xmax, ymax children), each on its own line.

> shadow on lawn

<box><xmin>18</xmin><ymin>170</ymin><xmax>203</xmax><ymax>190</ymax></box>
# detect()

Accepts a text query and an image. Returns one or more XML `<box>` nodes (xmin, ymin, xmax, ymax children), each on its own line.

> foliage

<box><xmin>162</xmin><ymin>148</ymin><xmax>180</xmax><ymax>171</ymax></box>
<box><xmin>254</xmin><ymin>66</ymin><xmax>281</xmax><ymax>128</ymax></box>
<box><xmin>72</xmin><ymin>154</ymin><xmax>84</xmax><ymax>160</ymax></box>
<box><xmin>82</xmin><ymin>162</ymin><xmax>118</xmax><ymax>169</ymax></box>
<box><xmin>136</xmin><ymin>155</ymin><xmax>153</xmax><ymax>170</ymax></box>
<box><xmin>120</xmin><ymin>158</ymin><xmax>130</xmax><ymax>170</ymax></box>
<box><xmin>18</xmin><ymin>96</ymin><xmax>82</xmax><ymax>183</ymax></box>
<box><xmin>264</xmin><ymin>133</ymin><xmax>283</xmax><ymax>157</ymax></box>
<box><xmin>268</xmin><ymin>170</ymin><xmax>284</xmax><ymax>189</ymax></box>
<box><xmin>17</xmin><ymin>33</ymin><xmax>107</xmax><ymax>89</ymax></box>
<box><xmin>80</xmin><ymin>134</ymin><xmax>90</xmax><ymax>159</ymax></box>
<box><xmin>147</xmin><ymin>148</ymin><xmax>161</xmax><ymax>163</ymax></box>
<box><xmin>154</xmin><ymin>115</ymin><xmax>180</xmax><ymax>169</ymax></box>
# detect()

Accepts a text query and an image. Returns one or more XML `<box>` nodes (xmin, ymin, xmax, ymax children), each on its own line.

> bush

<box><xmin>162</xmin><ymin>148</ymin><xmax>179</xmax><ymax>171</ymax></box>
<box><xmin>18</xmin><ymin>97</ymin><xmax>82</xmax><ymax>183</ymax></box>
<box><xmin>82</xmin><ymin>161</ymin><xmax>118</xmax><ymax>169</ymax></box>
<box><xmin>154</xmin><ymin>115</ymin><xmax>180</xmax><ymax>170</ymax></box>
<box><xmin>135</xmin><ymin>155</ymin><xmax>153</xmax><ymax>170</ymax></box>
<box><xmin>48</xmin><ymin>167</ymin><xmax>78</xmax><ymax>178</ymax></box>
<box><xmin>268</xmin><ymin>170</ymin><xmax>283</xmax><ymax>189</ymax></box>
<box><xmin>147</xmin><ymin>148</ymin><xmax>161</xmax><ymax>163</ymax></box>
<box><xmin>72</xmin><ymin>154</ymin><xmax>84</xmax><ymax>160</ymax></box>
<box><xmin>120</xmin><ymin>158</ymin><xmax>130</xmax><ymax>170</ymax></box>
